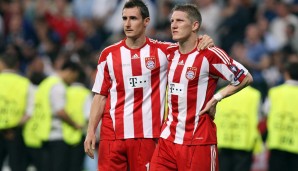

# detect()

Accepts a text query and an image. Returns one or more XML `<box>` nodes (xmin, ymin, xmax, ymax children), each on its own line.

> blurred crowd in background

<box><xmin>0</xmin><ymin>0</ymin><xmax>298</xmax><ymax>170</ymax></box>
<box><xmin>0</xmin><ymin>0</ymin><xmax>298</xmax><ymax>93</ymax></box>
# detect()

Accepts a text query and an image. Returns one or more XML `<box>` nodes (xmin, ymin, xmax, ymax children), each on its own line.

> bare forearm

<box><xmin>217</xmin><ymin>73</ymin><xmax>253</xmax><ymax>100</ymax></box>
<box><xmin>87</xmin><ymin>93</ymin><xmax>107</xmax><ymax>134</ymax></box>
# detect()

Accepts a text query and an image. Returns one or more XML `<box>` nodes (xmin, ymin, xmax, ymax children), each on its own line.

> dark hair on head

<box><xmin>172</xmin><ymin>4</ymin><xmax>202</xmax><ymax>30</ymax></box>
<box><xmin>0</xmin><ymin>53</ymin><xmax>19</xmax><ymax>69</ymax></box>
<box><xmin>123</xmin><ymin>0</ymin><xmax>149</xmax><ymax>19</ymax></box>
<box><xmin>61</xmin><ymin>60</ymin><xmax>82</xmax><ymax>73</ymax></box>
<box><xmin>285</xmin><ymin>62</ymin><xmax>298</xmax><ymax>81</ymax></box>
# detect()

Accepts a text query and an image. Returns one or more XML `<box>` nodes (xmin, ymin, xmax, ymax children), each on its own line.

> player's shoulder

<box><xmin>200</xmin><ymin>46</ymin><xmax>228</xmax><ymax>58</ymax></box>
<box><xmin>101</xmin><ymin>40</ymin><xmax>123</xmax><ymax>54</ymax></box>
<box><xmin>148</xmin><ymin>38</ymin><xmax>172</xmax><ymax>47</ymax></box>
<box><xmin>166</xmin><ymin>44</ymin><xmax>179</xmax><ymax>54</ymax></box>
<box><xmin>97</xmin><ymin>40</ymin><xmax>123</xmax><ymax>62</ymax></box>
<box><xmin>204</xmin><ymin>46</ymin><xmax>227</xmax><ymax>54</ymax></box>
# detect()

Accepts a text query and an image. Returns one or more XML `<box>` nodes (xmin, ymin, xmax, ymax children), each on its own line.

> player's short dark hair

<box><xmin>123</xmin><ymin>0</ymin><xmax>149</xmax><ymax>19</ymax></box>
<box><xmin>0</xmin><ymin>53</ymin><xmax>19</xmax><ymax>69</ymax></box>
<box><xmin>172</xmin><ymin>4</ymin><xmax>202</xmax><ymax>31</ymax></box>
<box><xmin>285</xmin><ymin>62</ymin><xmax>298</xmax><ymax>80</ymax></box>
<box><xmin>61</xmin><ymin>61</ymin><xmax>82</xmax><ymax>73</ymax></box>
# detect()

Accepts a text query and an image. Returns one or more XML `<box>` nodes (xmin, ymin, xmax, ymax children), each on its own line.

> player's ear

<box><xmin>192</xmin><ymin>21</ymin><xmax>200</xmax><ymax>32</ymax></box>
<box><xmin>144</xmin><ymin>17</ymin><xmax>150</xmax><ymax>27</ymax></box>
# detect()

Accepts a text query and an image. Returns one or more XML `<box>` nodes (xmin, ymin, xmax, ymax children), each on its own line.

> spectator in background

<box><xmin>34</xmin><ymin>16</ymin><xmax>60</xmax><ymax>63</ymax></box>
<box><xmin>0</xmin><ymin>54</ymin><xmax>34</xmax><ymax>171</ymax></box>
<box><xmin>194</xmin><ymin>0</ymin><xmax>221</xmax><ymax>44</ymax></box>
<box><xmin>231</xmin><ymin>23</ymin><xmax>270</xmax><ymax>100</ymax></box>
<box><xmin>64</xmin><ymin>70</ymin><xmax>92</xmax><ymax>171</ymax></box>
<box><xmin>261</xmin><ymin>51</ymin><xmax>284</xmax><ymax>88</ymax></box>
<box><xmin>92</xmin><ymin>0</ymin><xmax>118</xmax><ymax>24</ymax></box>
<box><xmin>0</xmin><ymin>10</ymin><xmax>4</xmax><ymax>51</ymax></box>
<box><xmin>264</xmin><ymin>61</ymin><xmax>298</xmax><ymax>171</ymax></box>
<box><xmin>23</xmin><ymin>61</ymin><xmax>83</xmax><ymax>171</ymax></box>
<box><xmin>282</xmin><ymin>23</ymin><xmax>298</xmax><ymax>54</ymax></box>
<box><xmin>284</xmin><ymin>0</ymin><xmax>298</xmax><ymax>16</ymax></box>
<box><xmin>152</xmin><ymin>0</ymin><xmax>174</xmax><ymax>42</ymax></box>
<box><xmin>257</xmin><ymin>0</ymin><xmax>277</xmax><ymax>22</ymax></box>
<box><xmin>79</xmin><ymin>18</ymin><xmax>104</xmax><ymax>54</ymax></box>
<box><xmin>269</xmin><ymin>2</ymin><xmax>298</xmax><ymax>50</ymax></box>
<box><xmin>72</xmin><ymin>0</ymin><xmax>94</xmax><ymax>21</ymax></box>
<box><xmin>3</xmin><ymin>0</ymin><xmax>38</xmax><ymax>74</ymax></box>
<box><xmin>215</xmin><ymin>85</ymin><xmax>263</xmax><ymax>171</ymax></box>
<box><xmin>37</xmin><ymin>0</ymin><xmax>84</xmax><ymax>47</ymax></box>
<box><xmin>217</xmin><ymin>0</ymin><xmax>250</xmax><ymax>53</ymax></box>
<box><xmin>256</xmin><ymin>16</ymin><xmax>279</xmax><ymax>53</ymax></box>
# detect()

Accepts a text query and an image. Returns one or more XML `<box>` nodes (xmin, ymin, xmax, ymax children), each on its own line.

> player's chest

<box><xmin>108</xmin><ymin>49</ymin><xmax>168</xmax><ymax>75</ymax></box>
<box><xmin>168</xmin><ymin>53</ymin><xmax>208</xmax><ymax>84</ymax></box>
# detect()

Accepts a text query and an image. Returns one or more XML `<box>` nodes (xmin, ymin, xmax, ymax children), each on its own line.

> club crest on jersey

<box><xmin>145</xmin><ymin>57</ymin><xmax>156</xmax><ymax>70</ymax></box>
<box><xmin>185</xmin><ymin>67</ymin><xmax>197</xmax><ymax>80</ymax></box>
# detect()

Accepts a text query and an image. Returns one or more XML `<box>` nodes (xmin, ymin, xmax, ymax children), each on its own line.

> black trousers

<box><xmin>41</xmin><ymin>140</ymin><xmax>70</xmax><ymax>171</ymax></box>
<box><xmin>219</xmin><ymin>148</ymin><xmax>253</xmax><ymax>171</ymax></box>
<box><xmin>269</xmin><ymin>149</ymin><xmax>298</xmax><ymax>171</ymax></box>
<box><xmin>68</xmin><ymin>136</ymin><xmax>85</xmax><ymax>171</ymax></box>
<box><xmin>26</xmin><ymin>147</ymin><xmax>44</xmax><ymax>171</ymax></box>
<box><xmin>0</xmin><ymin>127</ymin><xmax>28</xmax><ymax>171</ymax></box>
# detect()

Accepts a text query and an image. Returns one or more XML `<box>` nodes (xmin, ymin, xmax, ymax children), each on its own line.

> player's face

<box><xmin>171</xmin><ymin>11</ymin><xmax>194</xmax><ymax>42</ymax></box>
<box><xmin>122</xmin><ymin>7</ymin><xmax>149</xmax><ymax>39</ymax></box>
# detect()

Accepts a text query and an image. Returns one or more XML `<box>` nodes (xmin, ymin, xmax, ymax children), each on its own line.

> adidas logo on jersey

<box><xmin>178</xmin><ymin>60</ymin><xmax>184</xmax><ymax>65</ymax></box>
<box><xmin>131</xmin><ymin>54</ymin><xmax>140</xmax><ymax>59</ymax></box>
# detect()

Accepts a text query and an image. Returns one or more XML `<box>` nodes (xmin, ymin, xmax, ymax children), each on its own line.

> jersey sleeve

<box><xmin>92</xmin><ymin>50</ymin><xmax>112</xmax><ymax>96</ymax></box>
<box><xmin>207</xmin><ymin>47</ymin><xmax>248</xmax><ymax>85</ymax></box>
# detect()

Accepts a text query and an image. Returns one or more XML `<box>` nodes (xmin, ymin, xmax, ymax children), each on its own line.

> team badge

<box><xmin>145</xmin><ymin>57</ymin><xmax>156</xmax><ymax>70</ymax></box>
<box><xmin>185</xmin><ymin>67</ymin><xmax>197</xmax><ymax>80</ymax></box>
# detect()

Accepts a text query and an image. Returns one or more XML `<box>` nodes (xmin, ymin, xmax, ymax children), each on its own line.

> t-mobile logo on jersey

<box><xmin>169</xmin><ymin>82</ymin><xmax>185</xmax><ymax>96</ymax></box>
<box><xmin>127</xmin><ymin>75</ymin><xmax>149</xmax><ymax>88</ymax></box>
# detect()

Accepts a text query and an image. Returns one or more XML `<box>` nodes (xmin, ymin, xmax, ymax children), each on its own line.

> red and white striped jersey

<box><xmin>92</xmin><ymin>37</ymin><xmax>171</xmax><ymax>139</ymax></box>
<box><xmin>160</xmin><ymin>46</ymin><xmax>249</xmax><ymax>145</ymax></box>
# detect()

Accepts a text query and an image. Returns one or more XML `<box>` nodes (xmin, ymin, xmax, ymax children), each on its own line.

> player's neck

<box><xmin>178</xmin><ymin>36</ymin><xmax>198</xmax><ymax>54</ymax></box>
<box><xmin>125</xmin><ymin>36</ymin><xmax>146</xmax><ymax>49</ymax></box>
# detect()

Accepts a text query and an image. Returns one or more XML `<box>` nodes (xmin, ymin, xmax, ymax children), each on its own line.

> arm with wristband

<box><xmin>200</xmin><ymin>73</ymin><xmax>253</xmax><ymax>119</ymax></box>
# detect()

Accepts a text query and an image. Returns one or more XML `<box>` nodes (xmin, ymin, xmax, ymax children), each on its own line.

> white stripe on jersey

<box><xmin>174</xmin><ymin>51</ymin><xmax>199</xmax><ymax>144</ymax></box>
<box><xmin>210</xmin><ymin>145</ymin><xmax>216</xmax><ymax>171</ymax></box>
<box><xmin>160</xmin><ymin>50</ymin><xmax>179</xmax><ymax>139</ymax></box>
<box><xmin>212</xmin><ymin>63</ymin><xmax>241</xmax><ymax>86</ymax></box>
<box><xmin>193</xmin><ymin>57</ymin><xmax>210</xmax><ymax>135</ymax></box>
<box><xmin>209</xmin><ymin>47</ymin><xmax>230</xmax><ymax>65</ymax></box>
<box><xmin>140</xmin><ymin>45</ymin><xmax>153</xmax><ymax>137</ymax></box>
<box><xmin>107</xmin><ymin>53</ymin><xmax>117</xmax><ymax>130</ymax></box>
<box><xmin>159</xmin><ymin>49</ymin><xmax>168</xmax><ymax>124</ymax></box>
<box><xmin>120</xmin><ymin>47</ymin><xmax>135</xmax><ymax>138</ymax></box>
<box><xmin>92</xmin><ymin>61</ymin><xmax>107</xmax><ymax>93</ymax></box>
<box><xmin>212</xmin><ymin>47</ymin><xmax>231</xmax><ymax>65</ymax></box>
